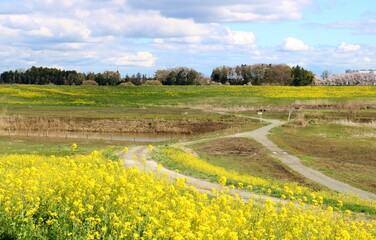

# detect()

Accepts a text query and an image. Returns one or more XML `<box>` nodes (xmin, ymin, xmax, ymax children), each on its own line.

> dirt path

<box><xmin>232</xmin><ymin>118</ymin><xmax>376</xmax><ymax>200</ymax></box>
<box><xmin>122</xmin><ymin>146</ymin><xmax>282</xmax><ymax>203</ymax></box>
<box><xmin>173</xmin><ymin>116</ymin><xmax>376</xmax><ymax>200</ymax></box>
<box><xmin>122</xmin><ymin>116</ymin><xmax>376</xmax><ymax>201</ymax></box>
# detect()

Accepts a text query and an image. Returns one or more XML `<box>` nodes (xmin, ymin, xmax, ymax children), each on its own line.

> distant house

<box><xmin>345</xmin><ymin>69</ymin><xmax>376</xmax><ymax>74</ymax></box>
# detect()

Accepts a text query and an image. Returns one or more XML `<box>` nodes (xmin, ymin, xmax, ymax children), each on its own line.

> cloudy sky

<box><xmin>0</xmin><ymin>0</ymin><xmax>375</xmax><ymax>76</ymax></box>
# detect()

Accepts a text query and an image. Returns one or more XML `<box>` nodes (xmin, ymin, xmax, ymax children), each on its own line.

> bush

<box><xmin>81</xmin><ymin>80</ymin><xmax>98</xmax><ymax>86</ymax></box>
<box><xmin>143</xmin><ymin>80</ymin><xmax>162</xmax><ymax>86</ymax></box>
<box><xmin>119</xmin><ymin>82</ymin><xmax>135</xmax><ymax>86</ymax></box>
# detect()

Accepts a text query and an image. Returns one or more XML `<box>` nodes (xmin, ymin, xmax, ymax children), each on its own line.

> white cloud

<box><xmin>153</xmin><ymin>38</ymin><xmax>164</xmax><ymax>44</ymax></box>
<box><xmin>287</xmin><ymin>61</ymin><xmax>307</xmax><ymax>68</ymax></box>
<box><xmin>155</xmin><ymin>36</ymin><xmax>202</xmax><ymax>44</ymax></box>
<box><xmin>319</xmin><ymin>13</ymin><xmax>376</xmax><ymax>35</ymax></box>
<box><xmin>127</xmin><ymin>0</ymin><xmax>313</xmax><ymax>23</ymax></box>
<box><xmin>337</xmin><ymin>42</ymin><xmax>361</xmax><ymax>52</ymax></box>
<box><xmin>29</xmin><ymin>27</ymin><xmax>53</xmax><ymax>37</ymax></box>
<box><xmin>282</xmin><ymin>37</ymin><xmax>310</xmax><ymax>51</ymax></box>
<box><xmin>225</xmin><ymin>29</ymin><xmax>256</xmax><ymax>46</ymax></box>
<box><xmin>152</xmin><ymin>25</ymin><xmax>256</xmax><ymax>52</ymax></box>
<box><xmin>105</xmin><ymin>52</ymin><xmax>156</xmax><ymax>67</ymax></box>
<box><xmin>0</xmin><ymin>24</ymin><xmax>18</xmax><ymax>41</ymax></box>
<box><xmin>363</xmin><ymin>56</ymin><xmax>372</xmax><ymax>63</ymax></box>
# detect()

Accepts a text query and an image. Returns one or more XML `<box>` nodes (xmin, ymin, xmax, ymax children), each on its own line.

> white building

<box><xmin>346</xmin><ymin>69</ymin><xmax>376</xmax><ymax>74</ymax></box>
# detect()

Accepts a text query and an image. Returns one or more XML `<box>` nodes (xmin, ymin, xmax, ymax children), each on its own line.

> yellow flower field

<box><xmin>1</xmin><ymin>151</ymin><xmax>376</xmax><ymax>239</ymax></box>
<box><xmin>158</xmin><ymin>147</ymin><xmax>376</xmax><ymax>215</ymax></box>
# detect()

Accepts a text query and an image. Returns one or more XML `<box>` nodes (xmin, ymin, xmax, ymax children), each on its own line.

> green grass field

<box><xmin>0</xmin><ymin>135</ymin><xmax>126</xmax><ymax>159</ymax></box>
<box><xmin>1</xmin><ymin>85</ymin><xmax>375</xmax><ymax>109</ymax></box>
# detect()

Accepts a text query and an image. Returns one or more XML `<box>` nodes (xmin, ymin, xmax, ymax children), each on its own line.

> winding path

<box><xmin>233</xmin><ymin>118</ymin><xmax>376</xmax><ymax>200</ymax></box>
<box><xmin>122</xmin><ymin>116</ymin><xmax>376</xmax><ymax>201</ymax></box>
<box><xmin>122</xmin><ymin>146</ymin><xmax>282</xmax><ymax>202</ymax></box>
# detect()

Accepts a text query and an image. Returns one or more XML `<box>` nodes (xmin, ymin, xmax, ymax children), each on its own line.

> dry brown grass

<box><xmin>0</xmin><ymin>115</ymin><xmax>254</xmax><ymax>135</ymax></box>
<box><xmin>187</xmin><ymin>105</ymin><xmax>293</xmax><ymax>113</ymax></box>
<box><xmin>332</xmin><ymin>119</ymin><xmax>376</xmax><ymax>128</ymax></box>
<box><xmin>81</xmin><ymin>80</ymin><xmax>99</xmax><ymax>85</ymax></box>
<box><xmin>293</xmin><ymin>100</ymin><xmax>376</xmax><ymax>109</ymax></box>
<box><xmin>289</xmin><ymin>112</ymin><xmax>308</xmax><ymax>126</ymax></box>
<box><xmin>269</xmin><ymin>124</ymin><xmax>376</xmax><ymax>193</ymax></box>
<box><xmin>190</xmin><ymin>137</ymin><xmax>323</xmax><ymax>190</ymax></box>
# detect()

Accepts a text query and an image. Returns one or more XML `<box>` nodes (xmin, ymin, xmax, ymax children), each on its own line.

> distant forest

<box><xmin>0</xmin><ymin>64</ymin><xmax>314</xmax><ymax>86</ymax></box>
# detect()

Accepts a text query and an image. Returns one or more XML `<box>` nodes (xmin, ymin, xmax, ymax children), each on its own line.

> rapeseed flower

<box><xmin>0</xmin><ymin>151</ymin><xmax>375</xmax><ymax>239</ymax></box>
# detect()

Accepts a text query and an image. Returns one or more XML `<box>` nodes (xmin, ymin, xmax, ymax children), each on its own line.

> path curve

<box><xmin>122</xmin><ymin>116</ymin><xmax>376</xmax><ymax>201</ymax></box>
<box><xmin>231</xmin><ymin>117</ymin><xmax>376</xmax><ymax>201</ymax></box>
<box><xmin>174</xmin><ymin>115</ymin><xmax>376</xmax><ymax>201</ymax></box>
<box><xmin>122</xmin><ymin>146</ymin><xmax>282</xmax><ymax>203</ymax></box>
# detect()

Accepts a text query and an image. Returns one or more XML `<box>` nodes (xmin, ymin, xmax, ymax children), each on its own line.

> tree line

<box><xmin>211</xmin><ymin>64</ymin><xmax>314</xmax><ymax>86</ymax></box>
<box><xmin>0</xmin><ymin>67</ymin><xmax>154</xmax><ymax>86</ymax></box>
<box><xmin>154</xmin><ymin>67</ymin><xmax>208</xmax><ymax>85</ymax></box>
<box><xmin>0</xmin><ymin>64</ymin><xmax>315</xmax><ymax>86</ymax></box>
<box><xmin>0</xmin><ymin>66</ymin><xmax>84</xmax><ymax>85</ymax></box>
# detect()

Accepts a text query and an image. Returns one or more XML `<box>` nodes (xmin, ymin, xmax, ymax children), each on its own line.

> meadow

<box><xmin>0</xmin><ymin>84</ymin><xmax>375</xmax><ymax>109</ymax></box>
<box><xmin>1</xmin><ymin>84</ymin><xmax>376</xmax><ymax>238</ymax></box>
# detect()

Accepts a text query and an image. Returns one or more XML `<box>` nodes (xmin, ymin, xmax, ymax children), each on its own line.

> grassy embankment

<box><xmin>0</xmin><ymin>135</ymin><xmax>124</xmax><ymax>159</ymax></box>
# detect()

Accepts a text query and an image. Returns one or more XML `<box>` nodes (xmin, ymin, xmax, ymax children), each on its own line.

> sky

<box><xmin>0</xmin><ymin>0</ymin><xmax>375</xmax><ymax>77</ymax></box>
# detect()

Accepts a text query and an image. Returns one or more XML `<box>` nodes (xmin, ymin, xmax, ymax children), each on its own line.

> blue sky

<box><xmin>0</xmin><ymin>0</ymin><xmax>375</xmax><ymax>77</ymax></box>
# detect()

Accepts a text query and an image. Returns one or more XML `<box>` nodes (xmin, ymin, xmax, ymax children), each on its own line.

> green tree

<box><xmin>186</xmin><ymin>69</ymin><xmax>198</xmax><ymax>85</ymax></box>
<box><xmin>291</xmin><ymin>65</ymin><xmax>314</xmax><ymax>86</ymax></box>
<box><xmin>210</xmin><ymin>67</ymin><xmax>222</xmax><ymax>83</ymax></box>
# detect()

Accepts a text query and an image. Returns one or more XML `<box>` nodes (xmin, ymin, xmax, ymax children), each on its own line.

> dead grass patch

<box><xmin>0</xmin><ymin>115</ymin><xmax>253</xmax><ymax>135</ymax></box>
<box><xmin>332</xmin><ymin>119</ymin><xmax>376</xmax><ymax>128</ymax></box>
<box><xmin>270</xmin><ymin>124</ymin><xmax>376</xmax><ymax>193</ymax></box>
<box><xmin>190</xmin><ymin>137</ymin><xmax>323</xmax><ymax>190</ymax></box>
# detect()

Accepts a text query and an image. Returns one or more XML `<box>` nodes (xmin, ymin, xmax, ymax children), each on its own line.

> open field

<box><xmin>1</xmin><ymin>84</ymin><xmax>375</xmax><ymax>134</ymax></box>
<box><xmin>0</xmin><ymin>85</ymin><xmax>375</xmax><ymax>109</ymax></box>
<box><xmin>1</xmin><ymin>84</ymin><xmax>376</xmax><ymax>238</ymax></box>
<box><xmin>1</xmin><ymin>85</ymin><xmax>375</xmax><ymax>194</ymax></box>
<box><xmin>269</xmin><ymin>122</ymin><xmax>376</xmax><ymax>194</ymax></box>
